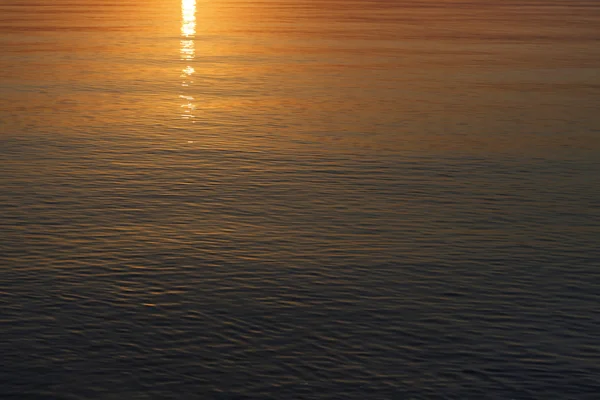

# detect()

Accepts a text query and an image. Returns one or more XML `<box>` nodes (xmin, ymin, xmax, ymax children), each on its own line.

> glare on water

<box><xmin>180</xmin><ymin>0</ymin><xmax>197</xmax><ymax>120</ymax></box>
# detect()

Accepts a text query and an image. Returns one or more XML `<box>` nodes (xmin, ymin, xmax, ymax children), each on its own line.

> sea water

<box><xmin>1</xmin><ymin>0</ymin><xmax>599</xmax><ymax>398</ymax></box>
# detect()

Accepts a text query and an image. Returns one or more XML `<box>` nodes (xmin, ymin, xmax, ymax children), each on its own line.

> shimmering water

<box><xmin>1</xmin><ymin>0</ymin><xmax>599</xmax><ymax>398</ymax></box>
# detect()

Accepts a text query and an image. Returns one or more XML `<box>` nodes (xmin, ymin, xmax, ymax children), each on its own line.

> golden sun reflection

<box><xmin>181</xmin><ymin>0</ymin><xmax>196</xmax><ymax>39</ymax></box>
<box><xmin>180</xmin><ymin>0</ymin><xmax>196</xmax><ymax>120</ymax></box>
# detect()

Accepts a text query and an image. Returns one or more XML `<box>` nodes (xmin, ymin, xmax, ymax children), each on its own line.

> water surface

<box><xmin>1</xmin><ymin>0</ymin><xmax>599</xmax><ymax>398</ymax></box>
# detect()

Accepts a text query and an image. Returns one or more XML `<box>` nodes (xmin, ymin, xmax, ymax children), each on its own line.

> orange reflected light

<box><xmin>180</xmin><ymin>0</ymin><xmax>196</xmax><ymax>120</ymax></box>
<box><xmin>181</xmin><ymin>0</ymin><xmax>197</xmax><ymax>38</ymax></box>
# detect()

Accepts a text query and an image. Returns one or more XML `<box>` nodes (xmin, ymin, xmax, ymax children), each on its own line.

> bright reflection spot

<box><xmin>181</xmin><ymin>0</ymin><xmax>197</xmax><ymax>38</ymax></box>
<box><xmin>180</xmin><ymin>40</ymin><xmax>195</xmax><ymax>60</ymax></box>
<box><xmin>180</xmin><ymin>0</ymin><xmax>196</xmax><ymax>121</ymax></box>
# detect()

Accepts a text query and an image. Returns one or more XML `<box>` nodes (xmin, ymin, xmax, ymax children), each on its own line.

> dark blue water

<box><xmin>1</xmin><ymin>0</ymin><xmax>599</xmax><ymax>398</ymax></box>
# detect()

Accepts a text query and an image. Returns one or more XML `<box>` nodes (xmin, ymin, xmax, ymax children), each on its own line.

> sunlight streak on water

<box><xmin>180</xmin><ymin>0</ymin><xmax>196</xmax><ymax>120</ymax></box>
<box><xmin>181</xmin><ymin>0</ymin><xmax>197</xmax><ymax>39</ymax></box>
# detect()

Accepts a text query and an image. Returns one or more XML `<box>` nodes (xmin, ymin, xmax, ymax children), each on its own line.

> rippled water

<box><xmin>1</xmin><ymin>0</ymin><xmax>599</xmax><ymax>398</ymax></box>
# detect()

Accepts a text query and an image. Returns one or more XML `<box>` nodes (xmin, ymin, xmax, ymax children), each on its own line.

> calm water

<box><xmin>1</xmin><ymin>0</ymin><xmax>600</xmax><ymax>398</ymax></box>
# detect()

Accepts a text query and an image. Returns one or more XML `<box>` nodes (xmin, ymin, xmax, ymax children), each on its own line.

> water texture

<box><xmin>1</xmin><ymin>1</ymin><xmax>599</xmax><ymax>399</ymax></box>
